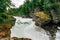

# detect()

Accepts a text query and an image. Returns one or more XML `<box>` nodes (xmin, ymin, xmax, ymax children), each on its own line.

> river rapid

<box><xmin>11</xmin><ymin>16</ymin><xmax>60</xmax><ymax>40</ymax></box>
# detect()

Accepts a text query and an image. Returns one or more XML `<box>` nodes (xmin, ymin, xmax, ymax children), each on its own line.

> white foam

<box><xmin>11</xmin><ymin>16</ymin><xmax>49</xmax><ymax>40</ymax></box>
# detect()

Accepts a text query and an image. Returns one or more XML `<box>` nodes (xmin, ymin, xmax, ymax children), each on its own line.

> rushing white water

<box><xmin>11</xmin><ymin>16</ymin><xmax>60</xmax><ymax>40</ymax></box>
<box><xmin>56</xmin><ymin>29</ymin><xmax>60</xmax><ymax>40</ymax></box>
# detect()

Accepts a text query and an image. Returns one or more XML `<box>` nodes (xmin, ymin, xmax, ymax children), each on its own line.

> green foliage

<box><xmin>0</xmin><ymin>0</ymin><xmax>15</xmax><ymax>24</ymax></box>
<box><xmin>8</xmin><ymin>0</ymin><xmax>31</xmax><ymax>17</ymax></box>
<box><xmin>0</xmin><ymin>0</ymin><xmax>12</xmax><ymax>13</ymax></box>
<box><xmin>43</xmin><ymin>0</ymin><xmax>60</xmax><ymax>12</ymax></box>
<box><xmin>8</xmin><ymin>8</ymin><xmax>19</xmax><ymax>16</ymax></box>
<box><xmin>8</xmin><ymin>0</ymin><xmax>60</xmax><ymax>21</ymax></box>
<box><xmin>0</xmin><ymin>17</ymin><xmax>5</xmax><ymax>24</ymax></box>
<box><xmin>0</xmin><ymin>13</ymin><xmax>13</xmax><ymax>24</ymax></box>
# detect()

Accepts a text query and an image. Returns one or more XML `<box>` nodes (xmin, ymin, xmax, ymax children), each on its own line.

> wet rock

<box><xmin>12</xmin><ymin>37</ymin><xmax>32</xmax><ymax>40</ymax></box>
<box><xmin>32</xmin><ymin>11</ymin><xmax>51</xmax><ymax>26</ymax></box>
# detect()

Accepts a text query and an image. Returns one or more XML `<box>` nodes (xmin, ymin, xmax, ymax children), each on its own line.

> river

<box><xmin>11</xmin><ymin>16</ymin><xmax>60</xmax><ymax>40</ymax></box>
